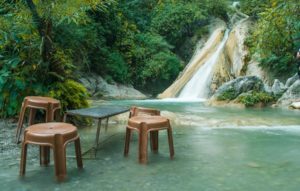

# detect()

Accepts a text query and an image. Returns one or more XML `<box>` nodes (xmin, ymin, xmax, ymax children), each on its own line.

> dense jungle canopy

<box><xmin>0</xmin><ymin>0</ymin><xmax>299</xmax><ymax>117</ymax></box>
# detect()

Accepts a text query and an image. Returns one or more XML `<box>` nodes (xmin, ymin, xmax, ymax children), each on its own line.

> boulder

<box><xmin>79</xmin><ymin>73</ymin><xmax>147</xmax><ymax>100</ymax></box>
<box><xmin>277</xmin><ymin>79</ymin><xmax>300</xmax><ymax>106</ymax></box>
<box><xmin>285</xmin><ymin>73</ymin><xmax>298</xmax><ymax>88</ymax></box>
<box><xmin>212</xmin><ymin>76</ymin><xmax>265</xmax><ymax>101</ymax></box>
<box><xmin>271</xmin><ymin>79</ymin><xmax>286</xmax><ymax>97</ymax></box>
<box><xmin>289</xmin><ymin>102</ymin><xmax>300</xmax><ymax>109</ymax></box>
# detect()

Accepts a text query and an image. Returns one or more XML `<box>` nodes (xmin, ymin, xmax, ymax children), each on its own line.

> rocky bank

<box><xmin>79</xmin><ymin>73</ymin><xmax>147</xmax><ymax>100</ymax></box>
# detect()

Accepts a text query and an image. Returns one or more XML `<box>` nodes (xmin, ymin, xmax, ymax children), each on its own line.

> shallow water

<box><xmin>1</xmin><ymin>100</ymin><xmax>300</xmax><ymax>191</ymax></box>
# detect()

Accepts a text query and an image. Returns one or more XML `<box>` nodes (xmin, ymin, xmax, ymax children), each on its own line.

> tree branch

<box><xmin>25</xmin><ymin>0</ymin><xmax>44</xmax><ymax>36</ymax></box>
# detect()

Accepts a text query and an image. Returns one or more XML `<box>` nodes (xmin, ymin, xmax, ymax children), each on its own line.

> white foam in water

<box><xmin>162</xmin><ymin>98</ymin><xmax>206</xmax><ymax>102</ymax></box>
<box><xmin>206</xmin><ymin>125</ymin><xmax>300</xmax><ymax>133</ymax></box>
<box><xmin>121</xmin><ymin>98</ymin><xmax>206</xmax><ymax>103</ymax></box>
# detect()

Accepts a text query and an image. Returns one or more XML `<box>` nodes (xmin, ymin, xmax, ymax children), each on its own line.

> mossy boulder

<box><xmin>213</xmin><ymin>76</ymin><xmax>264</xmax><ymax>101</ymax></box>
<box><xmin>208</xmin><ymin>76</ymin><xmax>275</xmax><ymax>107</ymax></box>
<box><xmin>236</xmin><ymin>91</ymin><xmax>274</xmax><ymax>107</ymax></box>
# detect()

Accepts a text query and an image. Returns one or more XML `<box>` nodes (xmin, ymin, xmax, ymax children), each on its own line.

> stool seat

<box><xmin>128</xmin><ymin>116</ymin><xmax>170</xmax><ymax>130</ymax></box>
<box><xmin>23</xmin><ymin>96</ymin><xmax>61</xmax><ymax>110</ymax></box>
<box><xmin>25</xmin><ymin>96</ymin><xmax>60</xmax><ymax>104</ymax></box>
<box><xmin>26</xmin><ymin>123</ymin><xmax>77</xmax><ymax>136</ymax></box>
<box><xmin>20</xmin><ymin>122</ymin><xmax>83</xmax><ymax>181</ymax></box>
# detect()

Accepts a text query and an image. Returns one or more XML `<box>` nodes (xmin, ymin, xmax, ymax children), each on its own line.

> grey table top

<box><xmin>65</xmin><ymin>106</ymin><xmax>130</xmax><ymax>119</ymax></box>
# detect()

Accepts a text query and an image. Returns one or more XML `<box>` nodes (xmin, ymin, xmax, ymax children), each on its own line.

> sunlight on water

<box><xmin>1</xmin><ymin>100</ymin><xmax>300</xmax><ymax>191</ymax></box>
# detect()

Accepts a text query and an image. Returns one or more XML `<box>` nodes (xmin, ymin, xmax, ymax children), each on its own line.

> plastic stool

<box><xmin>19</xmin><ymin>122</ymin><xmax>83</xmax><ymax>181</ymax></box>
<box><xmin>124</xmin><ymin>114</ymin><xmax>174</xmax><ymax>164</ymax></box>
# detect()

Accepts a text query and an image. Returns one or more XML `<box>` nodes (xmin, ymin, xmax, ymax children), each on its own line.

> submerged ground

<box><xmin>1</xmin><ymin>100</ymin><xmax>300</xmax><ymax>191</ymax></box>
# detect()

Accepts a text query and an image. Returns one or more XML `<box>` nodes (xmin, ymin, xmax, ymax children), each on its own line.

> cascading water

<box><xmin>178</xmin><ymin>29</ymin><xmax>230</xmax><ymax>100</ymax></box>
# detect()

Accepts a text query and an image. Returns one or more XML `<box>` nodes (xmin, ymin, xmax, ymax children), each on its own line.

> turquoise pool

<box><xmin>1</xmin><ymin>100</ymin><xmax>300</xmax><ymax>191</ymax></box>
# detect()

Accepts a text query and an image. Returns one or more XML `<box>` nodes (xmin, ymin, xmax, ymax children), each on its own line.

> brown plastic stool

<box><xmin>126</xmin><ymin>106</ymin><xmax>161</xmax><ymax>158</ymax></box>
<box><xmin>124</xmin><ymin>112</ymin><xmax>175</xmax><ymax>164</ymax></box>
<box><xmin>16</xmin><ymin>96</ymin><xmax>61</xmax><ymax>143</ymax></box>
<box><xmin>20</xmin><ymin>122</ymin><xmax>83</xmax><ymax>181</ymax></box>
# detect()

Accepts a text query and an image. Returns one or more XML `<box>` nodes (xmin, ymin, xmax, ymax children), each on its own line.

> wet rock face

<box><xmin>285</xmin><ymin>74</ymin><xmax>298</xmax><ymax>88</ymax></box>
<box><xmin>277</xmin><ymin>80</ymin><xmax>300</xmax><ymax>106</ymax></box>
<box><xmin>213</xmin><ymin>76</ymin><xmax>265</xmax><ymax>101</ymax></box>
<box><xmin>271</xmin><ymin>79</ymin><xmax>287</xmax><ymax>97</ymax></box>
<box><xmin>80</xmin><ymin>73</ymin><xmax>147</xmax><ymax>100</ymax></box>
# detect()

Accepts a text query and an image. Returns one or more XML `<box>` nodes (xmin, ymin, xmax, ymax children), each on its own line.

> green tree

<box><xmin>131</xmin><ymin>33</ymin><xmax>182</xmax><ymax>94</ymax></box>
<box><xmin>151</xmin><ymin>2</ymin><xmax>206</xmax><ymax>48</ymax></box>
<box><xmin>0</xmin><ymin>0</ymin><xmax>111</xmax><ymax>117</ymax></box>
<box><xmin>246</xmin><ymin>0</ymin><xmax>300</xmax><ymax>79</ymax></box>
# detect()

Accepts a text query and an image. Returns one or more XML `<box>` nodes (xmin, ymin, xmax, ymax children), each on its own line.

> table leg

<box><xmin>105</xmin><ymin>117</ymin><xmax>109</xmax><ymax>132</ymax></box>
<box><xmin>63</xmin><ymin>113</ymin><xmax>67</xmax><ymax>122</ymax></box>
<box><xmin>95</xmin><ymin>119</ymin><xmax>102</xmax><ymax>149</ymax></box>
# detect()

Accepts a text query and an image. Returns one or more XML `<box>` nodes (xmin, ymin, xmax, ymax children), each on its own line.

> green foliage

<box><xmin>49</xmin><ymin>80</ymin><xmax>89</xmax><ymax>111</ymax></box>
<box><xmin>246</xmin><ymin>0</ymin><xmax>300</xmax><ymax>79</ymax></box>
<box><xmin>105</xmin><ymin>52</ymin><xmax>129</xmax><ymax>83</ymax></box>
<box><xmin>0</xmin><ymin>8</ymin><xmax>46</xmax><ymax>117</ymax></box>
<box><xmin>131</xmin><ymin>33</ymin><xmax>182</xmax><ymax>94</ymax></box>
<box><xmin>237</xmin><ymin>91</ymin><xmax>275</xmax><ymax>107</ymax></box>
<box><xmin>0</xmin><ymin>0</ymin><xmax>105</xmax><ymax>117</ymax></box>
<box><xmin>240</xmin><ymin>0</ymin><xmax>271</xmax><ymax>19</ymax></box>
<box><xmin>216</xmin><ymin>88</ymin><xmax>237</xmax><ymax>101</ymax></box>
<box><xmin>0</xmin><ymin>0</ymin><xmax>231</xmax><ymax>116</ymax></box>
<box><xmin>200</xmin><ymin>0</ymin><xmax>229</xmax><ymax>21</ymax></box>
<box><xmin>151</xmin><ymin>2</ymin><xmax>206</xmax><ymax>47</ymax></box>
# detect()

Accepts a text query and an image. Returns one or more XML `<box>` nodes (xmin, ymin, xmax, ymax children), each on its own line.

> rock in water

<box><xmin>289</xmin><ymin>102</ymin><xmax>300</xmax><ymax>109</ymax></box>
<box><xmin>277</xmin><ymin>80</ymin><xmax>300</xmax><ymax>106</ymax></box>
<box><xmin>212</xmin><ymin>76</ymin><xmax>264</xmax><ymax>101</ymax></box>
<box><xmin>271</xmin><ymin>79</ymin><xmax>286</xmax><ymax>97</ymax></box>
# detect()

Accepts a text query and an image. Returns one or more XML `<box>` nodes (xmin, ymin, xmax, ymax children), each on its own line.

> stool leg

<box><xmin>124</xmin><ymin>127</ymin><xmax>131</xmax><ymax>156</ymax></box>
<box><xmin>16</xmin><ymin>103</ymin><xmax>26</xmax><ymax>143</ymax></box>
<box><xmin>150</xmin><ymin>131</ymin><xmax>159</xmax><ymax>153</ymax></box>
<box><xmin>39</xmin><ymin>103</ymin><xmax>53</xmax><ymax>166</ymax></box>
<box><xmin>139</xmin><ymin>123</ymin><xmax>148</xmax><ymax>164</ymax></box>
<box><xmin>28</xmin><ymin>108</ymin><xmax>36</xmax><ymax>125</ymax></box>
<box><xmin>53</xmin><ymin>135</ymin><xmax>67</xmax><ymax>181</ymax></box>
<box><xmin>46</xmin><ymin>103</ymin><xmax>55</xmax><ymax>122</ymax></box>
<box><xmin>75</xmin><ymin>138</ymin><xmax>83</xmax><ymax>169</ymax></box>
<box><xmin>20</xmin><ymin>142</ymin><xmax>28</xmax><ymax>176</ymax></box>
<box><xmin>40</xmin><ymin>146</ymin><xmax>50</xmax><ymax>166</ymax></box>
<box><xmin>167</xmin><ymin>126</ymin><xmax>175</xmax><ymax>159</ymax></box>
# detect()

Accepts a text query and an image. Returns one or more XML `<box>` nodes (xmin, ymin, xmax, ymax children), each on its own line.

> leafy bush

<box><xmin>216</xmin><ymin>88</ymin><xmax>237</xmax><ymax>101</ymax></box>
<box><xmin>49</xmin><ymin>80</ymin><xmax>89</xmax><ymax>111</ymax></box>
<box><xmin>237</xmin><ymin>91</ymin><xmax>274</xmax><ymax>107</ymax></box>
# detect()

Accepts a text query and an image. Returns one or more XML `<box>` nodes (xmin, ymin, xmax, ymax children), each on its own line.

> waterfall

<box><xmin>178</xmin><ymin>29</ymin><xmax>230</xmax><ymax>100</ymax></box>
